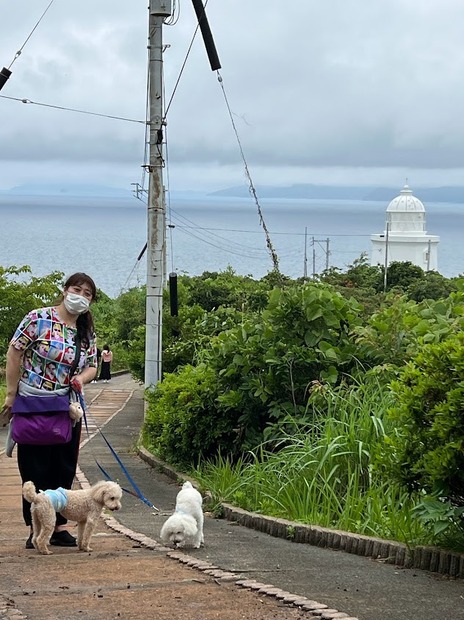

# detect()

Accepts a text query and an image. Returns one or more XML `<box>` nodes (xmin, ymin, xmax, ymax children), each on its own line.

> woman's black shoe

<box><xmin>49</xmin><ymin>530</ymin><xmax>77</xmax><ymax>546</ymax></box>
<box><xmin>25</xmin><ymin>532</ymin><xmax>34</xmax><ymax>549</ymax></box>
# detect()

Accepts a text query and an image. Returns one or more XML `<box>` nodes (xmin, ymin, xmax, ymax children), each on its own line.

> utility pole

<box><xmin>145</xmin><ymin>0</ymin><xmax>172</xmax><ymax>391</ymax></box>
<box><xmin>312</xmin><ymin>236</ymin><xmax>316</xmax><ymax>279</ymax></box>
<box><xmin>303</xmin><ymin>227</ymin><xmax>308</xmax><ymax>279</ymax></box>
<box><xmin>383</xmin><ymin>222</ymin><xmax>389</xmax><ymax>292</ymax></box>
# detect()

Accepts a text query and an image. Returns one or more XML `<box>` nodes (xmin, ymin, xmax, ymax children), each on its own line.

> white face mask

<box><xmin>64</xmin><ymin>292</ymin><xmax>90</xmax><ymax>315</ymax></box>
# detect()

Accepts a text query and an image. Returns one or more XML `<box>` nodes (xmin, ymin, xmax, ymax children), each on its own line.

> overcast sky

<box><xmin>1</xmin><ymin>0</ymin><xmax>464</xmax><ymax>193</ymax></box>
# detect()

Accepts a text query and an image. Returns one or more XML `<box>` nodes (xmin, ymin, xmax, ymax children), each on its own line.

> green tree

<box><xmin>407</xmin><ymin>271</ymin><xmax>457</xmax><ymax>302</ymax></box>
<box><xmin>0</xmin><ymin>266</ymin><xmax>64</xmax><ymax>359</ymax></box>
<box><xmin>384</xmin><ymin>261</ymin><xmax>424</xmax><ymax>291</ymax></box>
<box><xmin>321</xmin><ymin>253</ymin><xmax>382</xmax><ymax>291</ymax></box>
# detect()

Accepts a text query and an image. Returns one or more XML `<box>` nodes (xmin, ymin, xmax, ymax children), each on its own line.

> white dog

<box><xmin>160</xmin><ymin>481</ymin><xmax>204</xmax><ymax>549</ymax></box>
<box><xmin>22</xmin><ymin>480</ymin><xmax>122</xmax><ymax>555</ymax></box>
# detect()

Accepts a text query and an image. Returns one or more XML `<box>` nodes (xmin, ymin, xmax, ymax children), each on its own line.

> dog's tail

<box><xmin>22</xmin><ymin>481</ymin><xmax>39</xmax><ymax>504</ymax></box>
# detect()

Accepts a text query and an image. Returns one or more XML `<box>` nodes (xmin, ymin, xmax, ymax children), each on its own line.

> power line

<box><xmin>172</xmin><ymin>224</ymin><xmax>265</xmax><ymax>260</ymax></box>
<box><xmin>168</xmin><ymin>209</ymin><xmax>268</xmax><ymax>253</ymax></box>
<box><xmin>0</xmin><ymin>94</ymin><xmax>146</xmax><ymax>124</ymax></box>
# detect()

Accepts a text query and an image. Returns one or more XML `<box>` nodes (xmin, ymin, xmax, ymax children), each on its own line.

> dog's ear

<box><xmin>182</xmin><ymin>518</ymin><xmax>198</xmax><ymax>538</ymax></box>
<box><xmin>91</xmin><ymin>481</ymin><xmax>110</xmax><ymax>504</ymax></box>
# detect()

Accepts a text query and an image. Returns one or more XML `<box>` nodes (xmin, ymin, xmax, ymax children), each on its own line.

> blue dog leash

<box><xmin>77</xmin><ymin>391</ymin><xmax>159</xmax><ymax>511</ymax></box>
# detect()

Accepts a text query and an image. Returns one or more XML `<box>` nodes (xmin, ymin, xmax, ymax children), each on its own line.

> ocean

<box><xmin>1</xmin><ymin>193</ymin><xmax>463</xmax><ymax>298</ymax></box>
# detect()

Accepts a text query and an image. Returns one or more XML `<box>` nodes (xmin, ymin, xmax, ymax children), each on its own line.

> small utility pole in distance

<box><xmin>311</xmin><ymin>237</ymin><xmax>331</xmax><ymax>278</ymax></box>
<box><xmin>145</xmin><ymin>0</ymin><xmax>172</xmax><ymax>393</ymax></box>
<box><xmin>383</xmin><ymin>222</ymin><xmax>389</xmax><ymax>292</ymax></box>
<box><xmin>303</xmin><ymin>227</ymin><xmax>308</xmax><ymax>279</ymax></box>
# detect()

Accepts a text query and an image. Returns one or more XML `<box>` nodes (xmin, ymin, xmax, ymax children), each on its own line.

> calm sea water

<box><xmin>1</xmin><ymin>194</ymin><xmax>463</xmax><ymax>298</ymax></box>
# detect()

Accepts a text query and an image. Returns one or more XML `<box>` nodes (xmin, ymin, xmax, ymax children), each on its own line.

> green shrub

<box><xmin>388</xmin><ymin>332</ymin><xmax>464</xmax><ymax>502</ymax></box>
<box><xmin>142</xmin><ymin>364</ymin><xmax>238</xmax><ymax>467</ymax></box>
<box><xmin>143</xmin><ymin>282</ymin><xmax>366</xmax><ymax>464</ymax></box>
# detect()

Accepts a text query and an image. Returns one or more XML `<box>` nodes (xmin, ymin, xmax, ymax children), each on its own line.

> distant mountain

<box><xmin>210</xmin><ymin>184</ymin><xmax>464</xmax><ymax>204</ymax></box>
<box><xmin>1</xmin><ymin>184</ymin><xmax>132</xmax><ymax>198</ymax></box>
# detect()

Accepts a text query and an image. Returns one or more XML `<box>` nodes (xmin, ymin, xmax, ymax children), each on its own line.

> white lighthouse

<box><xmin>370</xmin><ymin>184</ymin><xmax>439</xmax><ymax>272</ymax></box>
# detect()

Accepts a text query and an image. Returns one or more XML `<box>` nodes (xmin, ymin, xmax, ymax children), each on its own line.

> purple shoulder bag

<box><xmin>11</xmin><ymin>395</ymin><xmax>72</xmax><ymax>445</ymax></box>
<box><xmin>11</xmin><ymin>336</ymin><xmax>81</xmax><ymax>446</ymax></box>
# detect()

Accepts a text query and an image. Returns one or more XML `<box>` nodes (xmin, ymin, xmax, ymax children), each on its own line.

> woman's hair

<box><xmin>103</xmin><ymin>344</ymin><xmax>110</xmax><ymax>351</ymax></box>
<box><xmin>62</xmin><ymin>272</ymin><xmax>97</xmax><ymax>346</ymax></box>
<box><xmin>64</xmin><ymin>272</ymin><xmax>97</xmax><ymax>299</ymax></box>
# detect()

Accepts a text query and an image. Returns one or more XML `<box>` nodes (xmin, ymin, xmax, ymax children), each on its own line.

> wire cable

<box><xmin>164</xmin><ymin>0</ymin><xmax>180</xmax><ymax>26</ymax></box>
<box><xmin>168</xmin><ymin>207</ymin><xmax>267</xmax><ymax>252</ymax></box>
<box><xmin>163</xmin><ymin>0</ymin><xmax>208</xmax><ymax>118</ymax></box>
<box><xmin>7</xmin><ymin>0</ymin><xmax>56</xmax><ymax>69</ymax></box>
<box><xmin>215</xmin><ymin>71</ymin><xmax>281</xmax><ymax>277</ymax></box>
<box><xmin>0</xmin><ymin>94</ymin><xmax>146</xmax><ymax>124</ymax></box>
<box><xmin>173</xmin><ymin>223</ymin><xmax>265</xmax><ymax>260</ymax></box>
<box><xmin>160</xmin><ymin>2</ymin><xmax>282</xmax><ymax>279</ymax></box>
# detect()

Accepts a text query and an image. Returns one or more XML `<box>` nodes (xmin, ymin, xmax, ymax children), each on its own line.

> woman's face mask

<box><xmin>64</xmin><ymin>292</ymin><xmax>90</xmax><ymax>315</ymax></box>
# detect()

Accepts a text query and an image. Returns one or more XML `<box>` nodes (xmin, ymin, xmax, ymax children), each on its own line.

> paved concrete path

<box><xmin>1</xmin><ymin>375</ymin><xmax>463</xmax><ymax>619</ymax></box>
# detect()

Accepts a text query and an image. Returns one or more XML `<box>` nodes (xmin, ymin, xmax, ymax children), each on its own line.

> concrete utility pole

<box><xmin>383</xmin><ymin>222</ymin><xmax>390</xmax><ymax>292</ymax></box>
<box><xmin>303</xmin><ymin>227</ymin><xmax>308</xmax><ymax>278</ymax></box>
<box><xmin>145</xmin><ymin>0</ymin><xmax>172</xmax><ymax>391</ymax></box>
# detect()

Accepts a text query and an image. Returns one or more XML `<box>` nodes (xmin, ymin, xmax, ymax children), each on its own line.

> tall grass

<box><xmin>195</xmin><ymin>378</ymin><xmax>434</xmax><ymax>547</ymax></box>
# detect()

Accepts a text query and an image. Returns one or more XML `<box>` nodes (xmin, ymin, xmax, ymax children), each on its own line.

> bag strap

<box><xmin>69</xmin><ymin>333</ymin><xmax>82</xmax><ymax>380</ymax></box>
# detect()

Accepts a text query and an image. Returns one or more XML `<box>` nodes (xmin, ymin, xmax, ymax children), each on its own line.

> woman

<box><xmin>3</xmin><ymin>272</ymin><xmax>98</xmax><ymax>548</ymax></box>
<box><xmin>98</xmin><ymin>344</ymin><xmax>113</xmax><ymax>382</ymax></box>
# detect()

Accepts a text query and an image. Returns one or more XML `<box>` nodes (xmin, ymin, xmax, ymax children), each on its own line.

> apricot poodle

<box><xmin>22</xmin><ymin>480</ymin><xmax>122</xmax><ymax>555</ymax></box>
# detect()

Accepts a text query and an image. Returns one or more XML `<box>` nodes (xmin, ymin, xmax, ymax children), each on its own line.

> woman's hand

<box><xmin>3</xmin><ymin>394</ymin><xmax>15</xmax><ymax>408</ymax></box>
<box><xmin>73</xmin><ymin>366</ymin><xmax>97</xmax><ymax>388</ymax></box>
<box><xmin>5</xmin><ymin>344</ymin><xmax>23</xmax><ymax>406</ymax></box>
<box><xmin>1</xmin><ymin>404</ymin><xmax>13</xmax><ymax>427</ymax></box>
<box><xmin>71</xmin><ymin>377</ymin><xmax>83</xmax><ymax>393</ymax></box>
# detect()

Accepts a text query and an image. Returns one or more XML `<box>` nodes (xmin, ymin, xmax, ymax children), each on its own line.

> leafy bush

<box><xmin>142</xmin><ymin>364</ymin><xmax>237</xmax><ymax>467</ymax></box>
<box><xmin>407</xmin><ymin>271</ymin><xmax>457</xmax><ymax>302</ymax></box>
<box><xmin>384</xmin><ymin>261</ymin><xmax>424</xmax><ymax>291</ymax></box>
<box><xmin>143</xmin><ymin>282</ymin><xmax>366</xmax><ymax>463</ymax></box>
<box><xmin>182</xmin><ymin>268</ymin><xmax>273</xmax><ymax>313</ymax></box>
<box><xmin>387</xmin><ymin>332</ymin><xmax>464</xmax><ymax>502</ymax></box>
<box><xmin>353</xmin><ymin>292</ymin><xmax>464</xmax><ymax>367</ymax></box>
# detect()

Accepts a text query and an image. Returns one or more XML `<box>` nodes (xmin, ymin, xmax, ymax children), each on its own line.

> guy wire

<box><xmin>8</xmin><ymin>0</ymin><xmax>56</xmax><ymax>69</ymax></box>
<box><xmin>215</xmin><ymin>70</ymin><xmax>282</xmax><ymax>280</ymax></box>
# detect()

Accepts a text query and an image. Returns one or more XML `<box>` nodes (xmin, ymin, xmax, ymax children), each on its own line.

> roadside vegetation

<box><xmin>1</xmin><ymin>259</ymin><xmax>464</xmax><ymax>552</ymax></box>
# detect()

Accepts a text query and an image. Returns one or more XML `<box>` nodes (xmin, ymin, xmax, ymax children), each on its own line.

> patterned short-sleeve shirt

<box><xmin>11</xmin><ymin>306</ymin><xmax>97</xmax><ymax>392</ymax></box>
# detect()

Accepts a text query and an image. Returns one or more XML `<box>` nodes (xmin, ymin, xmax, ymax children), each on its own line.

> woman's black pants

<box><xmin>17</xmin><ymin>421</ymin><xmax>81</xmax><ymax>527</ymax></box>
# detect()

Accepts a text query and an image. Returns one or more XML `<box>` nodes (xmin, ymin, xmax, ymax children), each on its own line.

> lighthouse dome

<box><xmin>386</xmin><ymin>184</ymin><xmax>426</xmax><ymax>233</ymax></box>
<box><xmin>387</xmin><ymin>184</ymin><xmax>425</xmax><ymax>213</ymax></box>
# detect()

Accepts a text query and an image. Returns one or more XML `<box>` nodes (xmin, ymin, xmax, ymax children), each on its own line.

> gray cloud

<box><xmin>1</xmin><ymin>0</ymin><xmax>464</xmax><ymax>192</ymax></box>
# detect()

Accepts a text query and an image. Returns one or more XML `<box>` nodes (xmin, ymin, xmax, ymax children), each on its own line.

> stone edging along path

<box><xmin>221</xmin><ymin>504</ymin><xmax>464</xmax><ymax>579</ymax></box>
<box><xmin>76</xmin><ymin>463</ymin><xmax>361</xmax><ymax>620</ymax></box>
<box><xmin>138</xmin><ymin>447</ymin><xmax>464</xmax><ymax>580</ymax></box>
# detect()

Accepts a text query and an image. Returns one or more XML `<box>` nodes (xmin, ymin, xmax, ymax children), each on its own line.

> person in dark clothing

<box><xmin>98</xmin><ymin>344</ymin><xmax>113</xmax><ymax>382</ymax></box>
<box><xmin>92</xmin><ymin>347</ymin><xmax>102</xmax><ymax>383</ymax></box>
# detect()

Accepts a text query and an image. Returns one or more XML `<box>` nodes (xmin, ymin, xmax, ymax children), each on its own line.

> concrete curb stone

<box><xmin>138</xmin><ymin>445</ymin><xmax>464</xmax><ymax>579</ymax></box>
